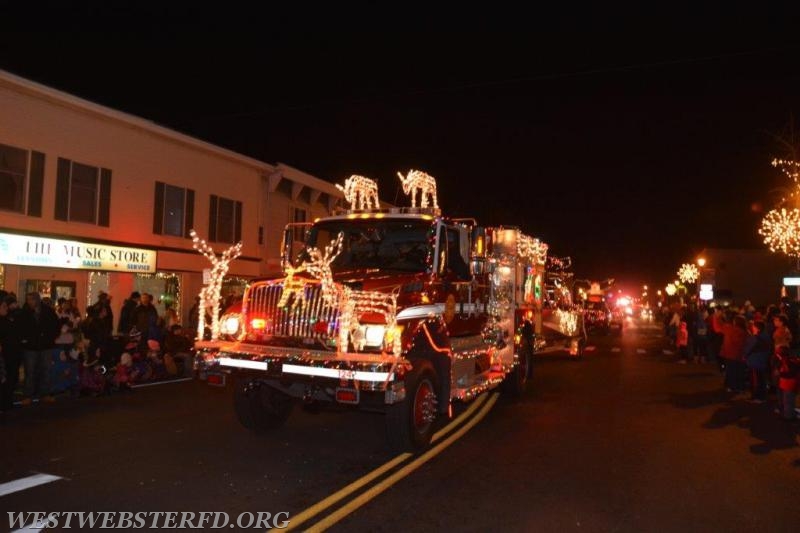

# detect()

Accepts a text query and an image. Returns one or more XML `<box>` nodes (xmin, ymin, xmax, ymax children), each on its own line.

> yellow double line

<box><xmin>286</xmin><ymin>393</ymin><xmax>498</xmax><ymax>532</ymax></box>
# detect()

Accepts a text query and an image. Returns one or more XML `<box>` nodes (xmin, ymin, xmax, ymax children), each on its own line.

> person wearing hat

<box><xmin>118</xmin><ymin>291</ymin><xmax>141</xmax><ymax>335</ymax></box>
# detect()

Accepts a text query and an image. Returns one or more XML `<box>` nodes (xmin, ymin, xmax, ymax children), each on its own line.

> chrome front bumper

<box><xmin>195</xmin><ymin>340</ymin><xmax>410</xmax><ymax>390</ymax></box>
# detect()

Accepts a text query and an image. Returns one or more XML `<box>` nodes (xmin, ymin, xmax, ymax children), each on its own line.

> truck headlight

<box><xmin>220</xmin><ymin>314</ymin><xmax>242</xmax><ymax>337</ymax></box>
<box><xmin>363</xmin><ymin>325</ymin><xmax>386</xmax><ymax>347</ymax></box>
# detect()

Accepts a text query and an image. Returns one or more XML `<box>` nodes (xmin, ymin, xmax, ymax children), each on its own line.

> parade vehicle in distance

<box><xmin>195</xmin><ymin>172</ymin><xmax>550</xmax><ymax>451</ymax></box>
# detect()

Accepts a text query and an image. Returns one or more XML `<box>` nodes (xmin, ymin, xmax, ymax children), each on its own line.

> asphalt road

<box><xmin>1</xmin><ymin>320</ymin><xmax>799</xmax><ymax>532</ymax></box>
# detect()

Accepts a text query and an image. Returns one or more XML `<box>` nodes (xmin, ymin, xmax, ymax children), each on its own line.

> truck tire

<box><xmin>233</xmin><ymin>379</ymin><xmax>293</xmax><ymax>433</ymax></box>
<box><xmin>503</xmin><ymin>346</ymin><xmax>532</xmax><ymax>398</ymax></box>
<box><xmin>386</xmin><ymin>360</ymin><xmax>439</xmax><ymax>452</ymax></box>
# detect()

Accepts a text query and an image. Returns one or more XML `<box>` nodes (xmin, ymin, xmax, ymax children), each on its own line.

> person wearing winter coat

<box><xmin>0</xmin><ymin>295</ymin><xmax>23</xmax><ymax>412</ymax></box>
<box><xmin>18</xmin><ymin>292</ymin><xmax>60</xmax><ymax>405</ymax></box>
<box><xmin>744</xmin><ymin>320</ymin><xmax>772</xmax><ymax>403</ymax></box>
<box><xmin>719</xmin><ymin>315</ymin><xmax>748</xmax><ymax>393</ymax></box>
<box><xmin>676</xmin><ymin>321</ymin><xmax>690</xmax><ymax>364</ymax></box>
<box><xmin>774</xmin><ymin>346</ymin><xmax>799</xmax><ymax>421</ymax></box>
<box><xmin>118</xmin><ymin>291</ymin><xmax>140</xmax><ymax>335</ymax></box>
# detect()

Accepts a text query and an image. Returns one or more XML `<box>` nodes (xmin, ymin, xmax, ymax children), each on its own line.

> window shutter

<box><xmin>235</xmin><ymin>201</ymin><xmax>242</xmax><ymax>243</ymax></box>
<box><xmin>98</xmin><ymin>168</ymin><xmax>112</xmax><ymax>227</ymax></box>
<box><xmin>184</xmin><ymin>188</ymin><xmax>195</xmax><ymax>238</ymax></box>
<box><xmin>27</xmin><ymin>151</ymin><xmax>45</xmax><ymax>217</ymax></box>
<box><xmin>54</xmin><ymin>158</ymin><xmax>71</xmax><ymax>221</ymax></box>
<box><xmin>208</xmin><ymin>195</ymin><xmax>218</xmax><ymax>242</ymax></box>
<box><xmin>153</xmin><ymin>181</ymin><xmax>165</xmax><ymax>234</ymax></box>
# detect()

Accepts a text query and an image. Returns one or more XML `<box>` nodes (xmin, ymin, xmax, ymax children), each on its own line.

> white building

<box><xmin>0</xmin><ymin>69</ymin><xmax>342</xmax><ymax>329</ymax></box>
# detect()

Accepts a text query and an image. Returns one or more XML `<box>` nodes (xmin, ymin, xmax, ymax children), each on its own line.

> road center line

<box><xmin>0</xmin><ymin>473</ymin><xmax>63</xmax><ymax>497</ymax></box>
<box><xmin>286</xmin><ymin>393</ymin><xmax>489</xmax><ymax>531</ymax></box>
<box><xmin>305</xmin><ymin>394</ymin><xmax>499</xmax><ymax>532</ymax></box>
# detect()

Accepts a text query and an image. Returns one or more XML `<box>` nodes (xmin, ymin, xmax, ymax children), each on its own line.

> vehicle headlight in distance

<box><xmin>363</xmin><ymin>325</ymin><xmax>387</xmax><ymax>347</ymax></box>
<box><xmin>220</xmin><ymin>314</ymin><xmax>242</xmax><ymax>336</ymax></box>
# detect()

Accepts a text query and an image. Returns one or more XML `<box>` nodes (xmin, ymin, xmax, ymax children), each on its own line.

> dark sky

<box><xmin>2</xmin><ymin>3</ymin><xmax>800</xmax><ymax>290</ymax></box>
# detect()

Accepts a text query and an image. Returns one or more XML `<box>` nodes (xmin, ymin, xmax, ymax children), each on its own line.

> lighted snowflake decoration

<box><xmin>677</xmin><ymin>263</ymin><xmax>700</xmax><ymax>284</ymax></box>
<box><xmin>759</xmin><ymin>207</ymin><xmax>800</xmax><ymax>257</ymax></box>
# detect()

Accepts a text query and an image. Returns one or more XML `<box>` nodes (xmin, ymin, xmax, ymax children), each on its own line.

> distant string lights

<box><xmin>759</xmin><ymin>207</ymin><xmax>800</xmax><ymax>257</ymax></box>
<box><xmin>677</xmin><ymin>263</ymin><xmax>700</xmax><ymax>284</ymax></box>
<box><xmin>759</xmin><ymin>159</ymin><xmax>800</xmax><ymax>258</ymax></box>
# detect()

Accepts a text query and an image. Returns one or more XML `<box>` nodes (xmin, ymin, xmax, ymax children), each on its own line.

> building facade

<box><xmin>0</xmin><ymin>69</ymin><xmax>341</xmax><ymax>330</ymax></box>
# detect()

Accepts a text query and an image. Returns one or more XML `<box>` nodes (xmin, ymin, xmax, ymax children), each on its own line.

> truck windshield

<box><xmin>303</xmin><ymin>218</ymin><xmax>433</xmax><ymax>272</ymax></box>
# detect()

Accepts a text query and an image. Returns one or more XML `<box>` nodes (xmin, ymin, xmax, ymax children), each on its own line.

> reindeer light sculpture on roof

<box><xmin>397</xmin><ymin>169</ymin><xmax>438</xmax><ymax>209</ymax></box>
<box><xmin>303</xmin><ymin>233</ymin><xmax>401</xmax><ymax>356</ymax></box>
<box><xmin>191</xmin><ymin>229</ymin><xmax>243</xmax><ymax>341</ymax></box>
<box><xmin>335</xmin><ymin>175</ymin><xmax>380</xmax><ymax>211</ymax></box>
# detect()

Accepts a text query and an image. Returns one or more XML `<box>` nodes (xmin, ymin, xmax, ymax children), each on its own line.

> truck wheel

<box><xmin>233</xmin><ymin>379</ymin><xmax>293</xmax><ymax>433</ymax></box>
<box><xmin>503</xmin><ymin>346</ymin><xmax>532</xmax><ymax>398</ymax></box>
<box><xmin>386</xmin><ymin>360</ymin><xmax>439</xmax><ymax>452</ymax></box>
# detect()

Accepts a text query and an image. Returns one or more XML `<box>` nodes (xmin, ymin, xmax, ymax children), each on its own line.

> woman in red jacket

<box><xmin>720</xmin><ymin>315</ymin><xmax>749</xmax><ymax>393</ymax></box>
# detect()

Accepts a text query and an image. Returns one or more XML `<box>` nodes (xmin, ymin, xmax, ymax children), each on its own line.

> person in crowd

<box><xmin>164</xmin><ymin>324</ymin><xmax>193</xmax><ymax>376</ymax></box>
<box><xmin>81</xmin><ymin>305</ymin><xmax>112</xmax><ymax>366</ymax></box>
<box><xmin>118</xmin><ymin>291</ymin><xmax>141</xmax><ymax>335</ymax></box>
<box><xmin>774</xmin><ymin>345</ymin><xmax>800</xmax><ymax>421</ymax></box>
<box><xmin>720</xmin><ymin>314</ymin><xmax>748</xmax><ymax>393</ymax></box>
<box><xmin>708</xmin><ymin>307</ymin><xmax>725</xmax><ymax>367</ymax></box>
<box><xmin>693</xmin><ymin>305</ymin><xmax>709</xmax><ymax>364</ymax></box>
<box><xmin>744</xmin><ymin>320</ymin><xmax>772</xmax><ymax>403</ymax></box>
<box><xmin>772</xmin><ymin>314</ymin><xmax>792</xmax><ymax>350</ymax></box>
<box><xmin>162</xmin><ymin>302</ymin><xmax>179</xmax><ymax>330</ymax></box>
<box><xmin>676</xmin><ymin>320</ymin><xmax>690</xmax><ymax>364</ymax></box>
<box><xmin>18</xmin><ymin>292</ymin><xmax>60</xmax><ymax>405</ymax></box>
<box><xmin>78</xmin><ymin>338</ymin><xmax>107</xmax><ymax>396</ymax></box>
<box><xmin>113</xmin><ymin>351</ymin><xmax>134</xmax><ymax>391</ymax></box>
<box><xmin>0</xmin><ymin>294</ymin><xmax>24</xmax><ymax>414</ymax></box>
<box><xmin>132</xmin><ymin>293</ymin><xmax>160</xmax><ymax>351</ymax></box>
<box><xmin>88</xmin><ymin>292</ymin><xmax>114</xmax><ymax>336</ymax></box>
<box><xmin>667</xmin><ymin>306</ymin><xmax>681</xmax><ymax>347</ymax></box>
<box><xmin>55</xmin><ymin>298</ymin><xmax>79</xmax><ymax>355</ymax></box>
<box><xmin>188</xmin><ymin>296</ymin><xmax>200</xmax><ymax>338</ymax></box>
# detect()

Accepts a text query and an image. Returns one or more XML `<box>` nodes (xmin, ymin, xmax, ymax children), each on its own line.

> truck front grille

<box><xmin>244</xmin><ymin>281</ymin><xmax>339</xmax><ymax>340</ymax></box>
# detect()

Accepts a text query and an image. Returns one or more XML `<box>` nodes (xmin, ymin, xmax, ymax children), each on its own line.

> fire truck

<box><xmin>195</xmin><ymin>172</ymin><xmax>549</xmax><ymax>451</ymax></box>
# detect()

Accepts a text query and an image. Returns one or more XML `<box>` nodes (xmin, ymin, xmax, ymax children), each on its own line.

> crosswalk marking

<box><xmin>611</xmin><ymin>347</ymin><xmax>621</xmax><ymax>353</ymax></box>
<box><xmin>636</xmin><ymin>349</ymin><xmax>647</xmax><ymax>354</ymax></box>
<box><xmin>0</xmin><ymin>473</ymin><xmax>63</xmax><ymax>497</ymax></box>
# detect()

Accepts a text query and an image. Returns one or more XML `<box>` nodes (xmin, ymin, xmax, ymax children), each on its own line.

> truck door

<box><xmin>434</xmin><ymin>223</ymin><xmax>483</xmax><ymax>336</ymax></box>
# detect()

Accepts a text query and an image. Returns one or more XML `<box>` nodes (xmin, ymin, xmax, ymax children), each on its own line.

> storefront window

<box><xmin>88</xmin><ymin>272</ymin><xmax>110</xmax><ymax>309</ymax></box>
<box><xmin>134</xmin><ymin>272</ymin><xmax>181</xmax><ymax>319</ymax></box>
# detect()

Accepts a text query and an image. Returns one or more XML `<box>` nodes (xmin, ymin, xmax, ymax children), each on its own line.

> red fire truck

<box><xmin>195</xmin><ymin>176</ymin><xmax>550</xmax><ymax>451</ymax></box>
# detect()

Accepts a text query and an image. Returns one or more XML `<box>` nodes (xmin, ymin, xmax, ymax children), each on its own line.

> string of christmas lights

<box><xmin>191</xmin><ymin>229</ymin><xmax>243</xmax><ymax>340</ymax></box>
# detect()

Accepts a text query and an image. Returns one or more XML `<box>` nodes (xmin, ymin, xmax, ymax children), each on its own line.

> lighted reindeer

<box><xmin>303</xmin><ymin>233</ymin><xmax>400</xmax><ymax>355</ymax></box>
<box><xmin>335</xmin><ymin>175</ymin><xmax>380</xmax><ymax>210</ymax></box>
<box><xmin>277</xmin><ymin>264</ymin><xmax>308</xmax><ymax>310</ymax></box>
<box><xmin>397</xmin><ymin>169</ymin><xmax>438</xmax><ymax>209</ymax></box>
<box><xmin>191</xmin><ymin>230</ymin><xmax>243</xmax><ymax>341</ymax></box>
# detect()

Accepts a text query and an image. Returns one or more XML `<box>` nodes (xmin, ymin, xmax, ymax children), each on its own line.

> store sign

<box><xmin>699</xmin><ymin>283</ymin><xmax>714</xmax><ymax>301</ymax></box>
<box><xmin>0</xmin><ymin>232</ymin><xmax>157</xmax><ymax>273</ymax></box>
<box><xmin>783</xmin><ymin>277</ymin><xmax>800</xmax><ymax>286</ymax></box>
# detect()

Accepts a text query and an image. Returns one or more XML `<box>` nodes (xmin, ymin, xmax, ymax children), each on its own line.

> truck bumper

<box><xmin>195</xmin><ymin>340</ymin><xmax>410</xmax><ymax>397</ymax></box>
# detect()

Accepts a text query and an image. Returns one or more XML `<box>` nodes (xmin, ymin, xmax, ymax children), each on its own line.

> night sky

<box><xmin>2</xmin><ymin>3</ymin><xmax>800</xmax><ymax>290</ymax></box>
